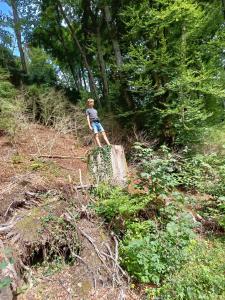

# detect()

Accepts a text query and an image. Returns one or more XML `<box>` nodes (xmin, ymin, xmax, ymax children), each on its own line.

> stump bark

<box><xmin>88</xmin><ymin>145</ymin><xmax>128</xmax><ymax>186</ymax></box>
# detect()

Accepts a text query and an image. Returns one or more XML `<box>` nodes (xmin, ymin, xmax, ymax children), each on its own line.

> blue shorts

<box><xmin>91</xmin><ymin>121</ymin><xmax>104</xmax><ymax>134</ymax></box>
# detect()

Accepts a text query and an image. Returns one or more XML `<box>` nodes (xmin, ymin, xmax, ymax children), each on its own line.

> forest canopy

<box><xmin>0</xmin><ymin>0</ymin><xmax>225</xmax><ymax>145</ymax></box>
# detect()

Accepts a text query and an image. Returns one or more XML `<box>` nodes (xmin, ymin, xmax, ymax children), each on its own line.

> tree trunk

<box><xmin>88</xmin><ymin>145</ymin><xmax>128</xmax><ymax>187</ymax></box>
<box><xmin>96</xmin><ymin>27</ymin><xmax>109</xmax><ymax>102</ymax></box>
<box><xmin>55</xmin><ymin>5</ymin><xmax>80</xmax><ymax>90</ymax></box>
<box><xmin>222</xmin><ymin>0</ymin><xmax>225</xmax><ymax>19</ymax></box>
<box><xmin>10</xmin><ymin>0</ymin><xmax>27</xmax><ymax>73</ymax></box>
<box><xmin>81</xmin><ymin>66</ymin><xmax>88</xmax><ymax>90</ymax></box>
<box><xmin>103</xmin><ymin>5</ymin><xmax>132</xmax><ymax>109</ymax></box>
<box><xmin>57</xmin><ymin>0</ymin><xmax>101</xmax><ymax>106</ymax></box>
<box><xmin>104</xmin><ymin>5</ymin><xmax>123</xmax><ymax>67</ymax></box>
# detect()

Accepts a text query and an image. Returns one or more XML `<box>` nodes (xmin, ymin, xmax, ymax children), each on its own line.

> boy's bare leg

<box><xmin>94</xmin><ymin>133</ymin><xmax>102</xmax><ymax>147</ymax></box>
<box><xmin>102</xmin><ymin>131</ymin><xmax>111</xmax><ymax>146</ymax></box>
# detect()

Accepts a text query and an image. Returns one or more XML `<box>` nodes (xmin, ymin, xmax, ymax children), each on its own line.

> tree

<box><xmin>120</xmin><ymin>0</ymin><xmax>225</xmax><ymax>144</ymax></box>
<box><xmin>8</xmin><ymin>0</ymin><xmax>27</xmax><ymax>73</ymax></box>
<box><xmin>27</xmin><ymin>47</ymin><xmax>57</xmax><ymax>85</ymax></box>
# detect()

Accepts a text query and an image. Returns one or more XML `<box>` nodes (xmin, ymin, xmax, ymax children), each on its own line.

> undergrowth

<box><xmin>94</xmin><ymin>143</ymin><xmax>225</xmax><ymax>299</ymax></box>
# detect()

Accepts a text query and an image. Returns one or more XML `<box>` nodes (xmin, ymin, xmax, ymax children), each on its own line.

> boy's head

<box><xmin>87</xmin><ymin>98</ymin><xmax>94</xmax><ymax>108</ymax></box>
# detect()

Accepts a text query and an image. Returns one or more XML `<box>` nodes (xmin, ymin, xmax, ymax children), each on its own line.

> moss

<box><xmin>15</xmin><ymin>207</ymin><xmax>47</xmax><ymax>242</ymax></box>
<box><xmin>88</xmin><ymin>145</ymin><xmax>113</xmax><ymax>183</ymax></box>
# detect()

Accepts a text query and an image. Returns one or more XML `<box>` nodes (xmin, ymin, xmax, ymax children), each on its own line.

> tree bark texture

<box><xmin>88</xmin><ymin>145</ymin><xmax>128</xmax><ymax>187</ymax></box>
<box><xmin>10</xmin><ymin>0</ymin><xmax>27</xmax><ymax>73</ymax></box>
<box><xmin>96</xmin><ymin>27</ymin><xmax>109</xmax><ymax>100</ymax></box>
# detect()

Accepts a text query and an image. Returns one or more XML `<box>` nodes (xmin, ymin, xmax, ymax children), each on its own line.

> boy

<box><xmin>86</xmin><ymin>98</ymin><xmax>111</xmax><ymax>147</ymax></box>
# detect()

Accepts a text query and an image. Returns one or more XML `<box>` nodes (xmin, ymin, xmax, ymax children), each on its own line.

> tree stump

<box><xmin>88</xmin><ymin>145</ymin><xmax>128</xmax><ymax>186</ymax></box>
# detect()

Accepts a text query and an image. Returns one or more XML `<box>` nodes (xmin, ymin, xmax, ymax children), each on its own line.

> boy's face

<box><xmin>88</xmin><ymin>100</ymin><xmax>94</xmax><ymax>107</ymax></box>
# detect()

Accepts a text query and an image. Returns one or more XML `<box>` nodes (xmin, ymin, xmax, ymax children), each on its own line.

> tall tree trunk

<box><xmin>81</xmin><ymin>66</ymin><xmax>87</xmax><ymax>90</ymax></box>
<box><xmin>103</xmin><ymin>5</ymin><xmax>132</xmax><ymax>109</ymax></box>
<box><xmin>222</xmin><ymin>0</ymin><xmax>225</xmax><ymax>19</ymax></box>
<box><xmin>96</xmin><ymin>27</ymin><xmax>109</xmax><ymax>101</ymax></box>
<box><xmin>104</xmin><ymin>5</ymin><xmax>123</xmax><ymax>67</ymax></box>
<box><xmin>55</xmin><ymin>5</ymin><xmax>80</xmax><ymax>90</ymax></box>
<box><xmin>10</xmin><ymin>0</ymin><xmax>27</xmax><ymax>73</ymax></box>
<box><xmin>57</xmin><ymin>0</ymin><xmax>101</xmax><ymax>107</ymax></box>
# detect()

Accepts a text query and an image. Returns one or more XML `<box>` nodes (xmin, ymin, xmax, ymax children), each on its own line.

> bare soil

<box><xmin>0</xmin><ymin>124</ymin><xmax>140</xmax><ymax>300</ymax></box>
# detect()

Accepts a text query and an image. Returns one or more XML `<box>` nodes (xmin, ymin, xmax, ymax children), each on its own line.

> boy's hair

<box><xmin>87</xmin><ymin>98</ymin><xmax>94</xmax><ymax>105</ymax></box>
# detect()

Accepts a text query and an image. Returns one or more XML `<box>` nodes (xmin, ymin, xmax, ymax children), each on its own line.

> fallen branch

<box><xmin>30</xmin><ymin>154</ymin><xmax>85</xmax><ymax>159</ymax></box>
<box><xmin>77</xmin><ymin>227</ymin><xmax>113</xmax><ymax>276</ymax></box>
<box><xmin>4</xmin><ymin>200</ymin><xmax>25</xmax><ymax>218</ymax></box>
<box><xmin>0</xmin><ymin>223</ymin><xmax>16</xmax><ymax>234</ymax></box>
<box><xmin>75</xmin><ymin>184</ymin><xmax>97</xmax><ymax>190</ymax></box>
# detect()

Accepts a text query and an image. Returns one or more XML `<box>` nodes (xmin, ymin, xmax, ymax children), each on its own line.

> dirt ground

<box><xmin>0</xmin><ymin>124</ymin><xmax>90</xmax><ymax>222</ymax></box>
<box><xmin>0</xmin><ymin>124</ymin><xmax>141</xmax><ymax>300</ymax></box>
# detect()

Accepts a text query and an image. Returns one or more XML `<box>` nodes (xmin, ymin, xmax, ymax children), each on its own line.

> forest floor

<box><xmin>0</xmin><ymin>124</ymin><xmax>139</xmax><ymax>300</ymax></box>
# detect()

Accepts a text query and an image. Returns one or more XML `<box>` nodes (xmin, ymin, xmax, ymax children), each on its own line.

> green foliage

<box><xmin>0</xmin><ymin>276</ymin><xmax>12</xmax><ymax>290</ymax></box>
<box><xmin>133</xmin><ymin>143</ymin><xmax>179</xmax><ymax>196</ymax></box>
<box><xmin>155</xmin><ymin>240</ymin><xmax>225</xmax><ymax>300</ymax></box>
<box><xmin>95</xmin><ymin>141</ymin><xmax>225</xmax><ymax>290</ymax></box>
<box><xmin>133</xmin><ymin>143</ymin><xmax>225</xmax><ymax>197</ymax></box>
<box><xmin>0</xmin><ymin>247</ymin><xmax>14</xmax><ymax>290</ymax></box>
<box><xmin>27</xmin><ymin>47</ymin><xmax>57</xmax><ymax>85</ymax></box>
<box><xmin>95</xmin><ymin>185</ymin><xmax>152</xmax><ymax>223</ymax></box>
<box><xmin>121</xmin><ymin>0</ymin><xmax>225</xmax><ymax>144</ymax></box>
<box><xmin>0</xmin><ymin>67</ymin><xmax>22</xmax><ymax>134</ymax></box>
<box><xmin>120</xmin><ymin>205</ymin><xmax>196</xmax><ymax>284</ymax></box>
<box><xmin>95</xmin><ymin>185</ymin><xmax>196</xmax><ymax>284</ymax></box>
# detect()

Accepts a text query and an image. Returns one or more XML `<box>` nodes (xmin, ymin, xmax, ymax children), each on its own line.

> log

<box><xmin>88</xmin><ymin>145</ymin><xmax>127</xmax><ymax>187</ymax></box>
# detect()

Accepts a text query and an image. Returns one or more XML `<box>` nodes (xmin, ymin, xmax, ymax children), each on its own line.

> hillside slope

<box><xmin>0</xmin><ymin>124</ymin><xmax>138</xmax><ymax>300</ymax></box>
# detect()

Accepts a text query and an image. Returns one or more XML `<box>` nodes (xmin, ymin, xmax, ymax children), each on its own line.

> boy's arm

<box><xmin>87</xmin><ymin>115</ymin><xmax>93</xmax><ymax>131</ymax></box>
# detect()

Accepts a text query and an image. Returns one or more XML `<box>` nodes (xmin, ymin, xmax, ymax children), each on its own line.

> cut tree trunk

<box><xmin>88</xmin><ymin>145</ymin><xmax>128</xmax><ymax>187</ymax></box>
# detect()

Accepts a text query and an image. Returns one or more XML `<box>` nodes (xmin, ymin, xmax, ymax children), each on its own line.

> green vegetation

<box><xmin>0</xmin><ymin>67</ymin><xmax>21</xmax><ymax>134</ymax></box>
<box><xmin>155</xmin><ymin>240</ymin><xmax>225</xmax><ymax>300</ymax></box>
<box><xmin>1</xmin><ymin>0</ymin><xmax>225</xmax><ymax>298</ymax></box>
<box><xmin>94</xmin><ymin>142</ymin><xmax>225</xmax><ymax>298</ymax></box>
<box><xmin>1</xmin><ymin>0</ymin><xmax>225</xmax><ymax>143</ymax></box>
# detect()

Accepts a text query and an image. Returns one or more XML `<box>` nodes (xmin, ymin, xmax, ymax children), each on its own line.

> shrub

<box><xmin>120</xmin><ymin>204</ymin><xmax>196</xmax><ymax>284</ymax></box>
<box><xmin>132</xmin><ymin>143</ymin><xmax>179</xmax><ymax>196</ymax></box>
<box><xmin>132</xmin><ymin>143</ymin><xmax>225</xmax><ymax>197</ymax></box>
<box><xmin>25</xmin><ymin>85</ymin><xmax>73</xmax><ymax>127</ymax></box>
<box><xmin>95</xmin><ymin>185</ymin><xmax>153</xmax><ymax>223</ymax></box>
<box><xmin>0</xmin><ymin>67</ymin><xmax>22</xmax><ymax>134</ymax></box>
<box><xmin>155</xmin><ymin>240</ymin><xmax>225</xmax><ymax>300</ymax></box>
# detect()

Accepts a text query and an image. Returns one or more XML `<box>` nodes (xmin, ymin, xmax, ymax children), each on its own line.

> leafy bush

<box><xmin>155</xmin><ymin>240</ymin><xmax>225</xmax><ymax>300</ymax></box>
<box><xmin>120</xmin><ymin>204</ymin><xmax>196</xmax><ymax>284</ymax></box>
<box><xmin>133</xmin><ymin>143</ymin><xmax>179</xmax><ymax>196</ymax></box>
<box><xmin>95</xmin><ymin>185</ymin><xmax>197</xmax><ymax>284</ymax></box>
<box><xmin>95</xmin><ymin>185</ymin><xmax>153</xmax><ymax>223</ymax></box>
<box><xmin>0</xmin><ymin>67</ymin><xmax>22</xmax><ymax>134</ymax></box>
<box><xmin>132</xmin><ymin>143</ymin><xmax>225</xmax><ymax>197</ymax></box>
<box><xmin>178</xmin><ymin>153</ymin><xmax>225</xmax><ymax>195</ymax></box>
